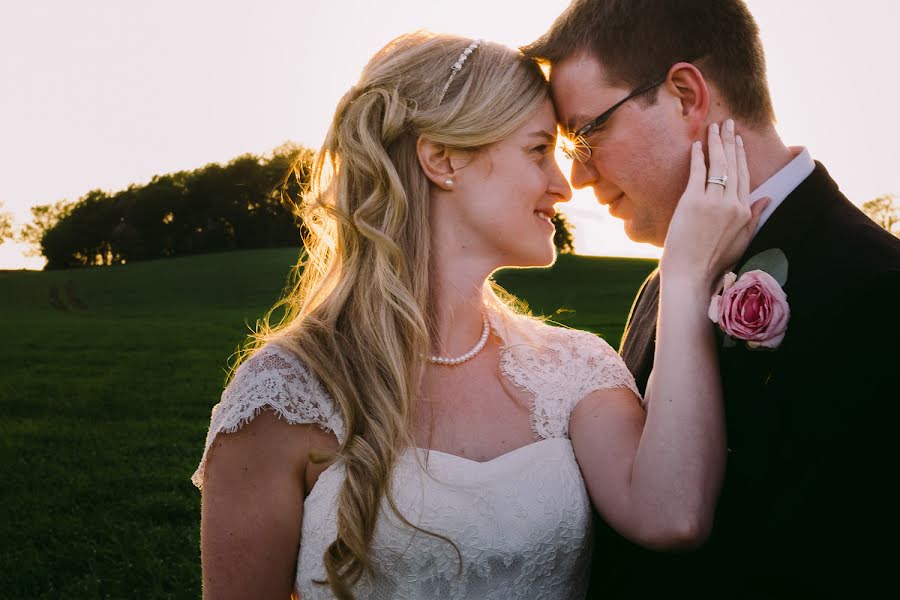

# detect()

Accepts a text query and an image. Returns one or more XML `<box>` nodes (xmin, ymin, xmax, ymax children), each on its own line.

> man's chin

<box><xmin>623</xmin><ymin>220</ymin><xmax>664</xmax><ymax>247</ymax></box>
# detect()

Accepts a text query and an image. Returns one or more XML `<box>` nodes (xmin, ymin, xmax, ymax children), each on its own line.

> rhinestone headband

<box><xmin>437</xmin><ymin>39</ymin><xmax>483</xmax><ymax>106</ymax></box>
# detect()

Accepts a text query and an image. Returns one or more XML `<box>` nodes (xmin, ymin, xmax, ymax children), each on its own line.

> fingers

<box><xmin>706</xmin><ymin>122</ymin><xmax>727</xmax><ymax>197</ymax></box>
<box><xmin>721</xmin><ymin>119</ymin><xmax>738</xmax><ymax>199</ymax></box>
<box><xmin>686</xmin><ymin>140</ymin><xmax>707</xmax><ymax>194</ymax></box>
<box><xmin>748</xmin><ymin>196</ymin><xmax>771</xmax><ymax>230</ymax></box>
<box><xmin>736</xmin><ymin>134</ymin><xmax>750</xmax><ymax>204</ymax></box>
<box><xmin>742</xmin><ymin>196</ymin><xmax>770</xmax><ymax>241</ymax></box>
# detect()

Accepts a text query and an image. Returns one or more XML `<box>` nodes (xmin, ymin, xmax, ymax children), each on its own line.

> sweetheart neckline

<box><xmin>305</xmin><ymin>438</ymin><xmax>573</xmax><ymax>503</ymax></box>
<box><xmin>412</xmin><ymin>436</ymin><xmax>569</xmax><ymax>466</ymax></box>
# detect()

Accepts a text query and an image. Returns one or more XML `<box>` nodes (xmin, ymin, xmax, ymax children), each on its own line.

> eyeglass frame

<box><xmin>561</xmin><ymin>61</ymin><xmax>702</xmax><ymax>162</ymax></box>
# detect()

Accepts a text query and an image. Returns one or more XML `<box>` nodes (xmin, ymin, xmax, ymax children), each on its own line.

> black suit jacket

<box><xmin>588</xmin><ymin>163</ymin><xmax>900</xmax><ymax>599</ymax></box>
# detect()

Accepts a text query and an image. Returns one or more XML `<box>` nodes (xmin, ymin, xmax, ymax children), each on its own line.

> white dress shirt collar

<box><xmin>750</xmin><ymin>146</ymin><xmax>815</xmax><ymax>235</ymax></box>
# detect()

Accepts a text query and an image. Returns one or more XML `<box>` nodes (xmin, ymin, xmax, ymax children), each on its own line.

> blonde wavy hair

<box><xmin>233</xmin><ymin>31</ymin><xmax>548</xmax><ymax>598</ymax></box>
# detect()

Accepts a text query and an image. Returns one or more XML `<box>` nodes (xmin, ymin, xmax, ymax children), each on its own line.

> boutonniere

<box><xmin>708</xmin><ymin>249</ymin><xmax>790</xmax><ymax>350</ymax></box>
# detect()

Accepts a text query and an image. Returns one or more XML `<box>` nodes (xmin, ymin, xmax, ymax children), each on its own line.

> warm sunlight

<box><xmin>5</xmin><ymin>4</ymin><xmax>898</xmax><ymax>598</ymax></box>
<box><xmin>1</xmin><ymin>0</ymin><xmax>898</xmax><ymax>269</ymax></box>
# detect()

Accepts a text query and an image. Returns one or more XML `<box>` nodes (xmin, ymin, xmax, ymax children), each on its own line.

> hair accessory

<box><xmin>437</xmin><ymin>39</ymin><xmax>483</xmax><ymax>106</ymax></box>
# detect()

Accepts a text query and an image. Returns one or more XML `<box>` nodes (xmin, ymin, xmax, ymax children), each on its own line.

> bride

<box><xmin>192</xmin><ymin>32</ymin><xmax>765</xmax><ymax>599</ymax></box>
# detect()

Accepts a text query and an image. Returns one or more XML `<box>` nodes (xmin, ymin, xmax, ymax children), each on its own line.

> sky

<box><xmin>1</xmin><ymin>0</ymin><xmax>898</xmax><ymax>269</ymax></box>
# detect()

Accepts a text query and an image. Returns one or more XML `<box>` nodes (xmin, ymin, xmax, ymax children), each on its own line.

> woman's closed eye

<box><xmin>529</xmin><ymin>144</ymin><xmax>555</xmax><ymax>158</ymax></box>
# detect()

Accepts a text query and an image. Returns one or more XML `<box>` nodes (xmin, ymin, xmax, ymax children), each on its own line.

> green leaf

<box><xmin>722</xmin><ymin>335</ymin><xmax>737</xmax><ymax>348</ymax></box>
<box><xmin>737</xmin><ymin>248</ymin><xmax>789</xmax><ymax>286</ymax></box>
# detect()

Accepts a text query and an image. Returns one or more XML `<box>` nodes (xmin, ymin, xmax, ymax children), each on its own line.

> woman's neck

<box><xmin>429</xmin><ymin>252</ymin><xmax>493</xmax><ymax>358</ymax></box>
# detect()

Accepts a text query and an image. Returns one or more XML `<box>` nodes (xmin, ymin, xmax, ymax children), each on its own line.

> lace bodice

<box><xmin>193</xmin><ymin>311</ymin><xmax>640</xmax><ymax>599</ymax></box>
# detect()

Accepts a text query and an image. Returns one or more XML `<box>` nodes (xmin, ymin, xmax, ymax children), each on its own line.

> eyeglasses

<box><xmin>561</xmin><ymin>74</ymin><xmax>668</xmax><ymax>163</ymax></box>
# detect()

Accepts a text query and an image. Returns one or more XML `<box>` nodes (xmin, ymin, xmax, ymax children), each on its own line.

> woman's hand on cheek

<box><xmin>660</xmin><ymin>119</ymin><xmax>769</xmax><ymax>291</ymax></box>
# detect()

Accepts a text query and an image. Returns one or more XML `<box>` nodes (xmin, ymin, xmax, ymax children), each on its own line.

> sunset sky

<box><xmin>1</xmin><ymin>0</ymin><xmax>898</xmax><ymax>269</ymax></box>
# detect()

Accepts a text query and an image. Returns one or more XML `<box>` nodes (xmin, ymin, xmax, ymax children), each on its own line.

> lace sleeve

<box><xmin>191</xmin><ymin>344</ymin><xmax>345</xmax><ymax>489</ymax></box>
<box><xmin>571</xmin><ymin>330</ymin><xmax>644</xmax><ymax>408</ymax></box>
<box><xmin>496</xmin><ymin>314</ymin><xmax>644</xmax><ymax>440</ymax></box>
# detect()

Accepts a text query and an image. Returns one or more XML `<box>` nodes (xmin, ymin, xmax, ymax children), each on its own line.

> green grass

<box><xmin>0</xmin><ymin>248</ymin><xmax>656</xmax><ymax>598</ymax></box>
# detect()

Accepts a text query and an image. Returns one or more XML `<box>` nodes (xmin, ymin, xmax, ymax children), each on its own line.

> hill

<box><xmin>0</xmin><ymin>248</ymin><xmax>656</xmax><ymax>597</ymax></box>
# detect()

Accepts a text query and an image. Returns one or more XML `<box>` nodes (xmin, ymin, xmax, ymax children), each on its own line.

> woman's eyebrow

<box><xmin>527</xmin><ymin>130</ymin><xmax>557</xmax><ymax>142</ymax></box>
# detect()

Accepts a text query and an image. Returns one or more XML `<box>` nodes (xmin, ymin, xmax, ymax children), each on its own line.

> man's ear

<box><xmin>667</xmin><ymin>62</ymin><xmax>710</xmax><ymax>136</ymax></box>
<box><xmin>416</xmin><ymin>137</ymin><xmax>456</xmax><ymax>190</ymax></box>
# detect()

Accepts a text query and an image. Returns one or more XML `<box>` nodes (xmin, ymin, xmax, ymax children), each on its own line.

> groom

<box><xmin>525</xmin><ymin>1</ymin><xmax>900</xmax><ymax>598</ymax></box>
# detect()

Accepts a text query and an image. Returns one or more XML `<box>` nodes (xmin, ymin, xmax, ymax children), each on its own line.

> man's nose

<box><xmin>569</xmin><ymin>159</ymin><xmax>597</xmax><ymax>190</ymax></box>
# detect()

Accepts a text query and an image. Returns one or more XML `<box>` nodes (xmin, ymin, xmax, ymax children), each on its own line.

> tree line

<box><xmin>3</xmin><ymin>170</ymin><xmax>899</xmax><ymax>269</ymax></box>
<box><xmin>16</xmin><ymin>143</ymin><xmax>313</xmax><ymax>269</ymax></box>
<box><xmin>2</xmin><ymin>142</ymin><xmax>576</xmax><ymax>269</ymax></box>
<box><xmin>861</xmin><ymin>195</ymin><xmax>900</xmax><ymax>236</ymax></box>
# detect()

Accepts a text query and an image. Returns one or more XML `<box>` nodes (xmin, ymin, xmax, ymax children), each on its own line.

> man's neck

<box><xmin>735</xmin><ymin>124</ymin><xmax>795</xmax><ymax>191</ymax></box>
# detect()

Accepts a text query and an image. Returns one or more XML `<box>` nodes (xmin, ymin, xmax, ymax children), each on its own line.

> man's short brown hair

<box><xmin>523</xmin><ymin>0</ymin><xmax>775</xmax><ymax>126</ymax></box>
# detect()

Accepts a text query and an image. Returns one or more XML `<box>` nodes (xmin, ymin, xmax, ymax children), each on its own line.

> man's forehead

<box><xmin>549</xmin><ymin>51</ymin><xmax>614</xmax><ymax>89</ymax></box>
<box><xmin>549</xmin><ymin>53</ymin><xmax>624</xmax><ymax>128</ymax></box>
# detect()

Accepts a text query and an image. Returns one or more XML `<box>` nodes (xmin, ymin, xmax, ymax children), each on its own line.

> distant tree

<box><xmin>552</xmin><ymin>212</ymin><xmax>576</xmax><ymax>254</ymax></box>
<box><xmin>41</xmin><ymin>190</ymin><xmax>121</xmax><ymax>269</ymax></box>
<box><xmin>32</xmin><ymin>143</ymin><xmax>313</xmax><ymax>269</ymax></box>
<box><xmin>123</xmin><ymin>172</ymin><xmax>189</xmax><ymax>259</ymax></box>
<box><xmin>0</xmin><ymin>201</ymin><xmax>12</xmax><ymax>244</ymax></box>
<box><xmin>111</xmin><ymin>221</ymin><xmax>144</xmax><ymax>260</ymax></box>
<box><xmin>861</xmin><ymin>194</ymin><xmax>899</xmax><ymax>237</ymax></box>
<box><xmin>18</xmin><ymin>199</ymin><xmax>76</xmax><ymax>256</ymax></box>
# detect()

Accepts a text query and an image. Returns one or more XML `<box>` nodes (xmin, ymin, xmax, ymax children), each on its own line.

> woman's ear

<box><xmin>667</xmin><ymin>62</ymin><xmax>710</xmax><ymax>137</ymax></box>
<box><xmin>416</xmin><ymin>137</ymin><xmax>456</xmax><ymax>190</ymax></box>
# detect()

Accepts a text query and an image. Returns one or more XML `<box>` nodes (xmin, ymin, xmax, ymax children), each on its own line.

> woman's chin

<box><xmin>538</xmin><ymin>245</ymin><xmax>559</xmax><ymax>267</ymax></box>
<box><xmin>504</xmin><ymin>244</ymin><xmax>557</xmax><ymax>269</ymax></box>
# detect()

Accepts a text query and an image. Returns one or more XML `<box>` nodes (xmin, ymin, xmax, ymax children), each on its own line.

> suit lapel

<box><xmin>736</xmin><ymin>162</ymin><xmax>836</xmax><ymax>269</ymax></box>
<box><xmin>620</xmin><ymin>164</ymin><xmax>839</xmax><ymax>399</ymax></box>
<box><xmin>619</xmin><ymin>269</ymin><xmax>660</xmax><ymax>397</ymax></box>
<box><xmin>719</xmin><ymin>163</ymin><xmax>841</xmax><ymax>399</ymax></box>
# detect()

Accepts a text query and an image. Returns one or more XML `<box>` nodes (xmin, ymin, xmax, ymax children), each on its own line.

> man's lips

<box><xmin>598</xmin><ymin>193</ymin><xmax>624</xmax><ymax>208</ymax></box>
<box><xmin>601</xmin><ymin>193</ymin><xmax>626</xmax><ymax>218</ymax></box>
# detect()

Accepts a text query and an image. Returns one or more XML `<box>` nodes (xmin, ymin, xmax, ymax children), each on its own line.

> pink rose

<box><xmin>708</xmin><ymin>270</ymin><xmax>790</xmax><ymax>349</ymax></box>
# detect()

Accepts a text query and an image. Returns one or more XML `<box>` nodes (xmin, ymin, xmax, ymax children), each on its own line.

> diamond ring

<box><xmin>707</xmin><ymin>174</ymin><xmax>728</xmax><ymax>187</ymax></box>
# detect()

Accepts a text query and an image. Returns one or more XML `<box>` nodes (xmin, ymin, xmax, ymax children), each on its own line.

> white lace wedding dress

<box><xmin>193</xmin><ymin>310</ymin><xmax>641</xmax><ymax>599</ymax></box>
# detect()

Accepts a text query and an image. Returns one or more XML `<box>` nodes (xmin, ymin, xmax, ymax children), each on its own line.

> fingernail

<box><xmin>726</xmin><ymin>119</ymin><xmax>734</xmax><ymax>132</ymax></box>
<box><xmin>711</xmin><ymin>123</ymin><xmax>719</xmax><ymax>135</ymax></box>
<box><xmin>736</xmin><ymin>135</ymin><xmax>744</xmax><ymax>147</ymax></box>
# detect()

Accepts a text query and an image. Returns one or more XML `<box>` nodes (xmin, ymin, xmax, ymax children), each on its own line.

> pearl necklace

<box><xmin>428</xmin><ymin>312</ymin><xmax>491</xmax><ymax>366</ymax></box>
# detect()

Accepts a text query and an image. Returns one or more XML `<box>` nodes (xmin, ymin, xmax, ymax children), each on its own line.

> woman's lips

<box><xmin>534</xmin><ymin>210</ymin><xmax>555</xmax><ymax>231</ymax></box>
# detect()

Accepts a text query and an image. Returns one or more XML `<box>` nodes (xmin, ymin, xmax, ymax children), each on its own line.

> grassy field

<box><xmin>0</xmin><ymin>248</ymin><xmax>656</xmax><ymax>598</ymax></box>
